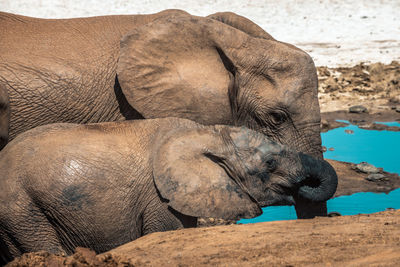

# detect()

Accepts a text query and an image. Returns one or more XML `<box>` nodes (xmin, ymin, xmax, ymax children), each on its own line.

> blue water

<box><xmin>239</xmin><ymin>121</ymin><xmax>400</xmax><ymax>224</ymax></box>
<box><xmin>322</xmin><ymin>121</ymin><xmax>400</xmax><ymax>174</ymax></box>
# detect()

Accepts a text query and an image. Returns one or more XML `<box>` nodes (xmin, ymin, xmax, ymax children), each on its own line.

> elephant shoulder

<box><xmin>6</xmin><ymin>123</ymin><xmax>81</xmax><ymax>150</ymax></box>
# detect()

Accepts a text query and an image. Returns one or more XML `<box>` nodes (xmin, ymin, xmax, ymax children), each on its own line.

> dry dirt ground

<box><xmin>6</xmin><ymin>62</ymin><xmax>400</xmax><ymax>266</ymax></box>
<box><xmin>7</xmin><ymin>210</ymin><xmax>400</xmax><ymax>266</ymax></box>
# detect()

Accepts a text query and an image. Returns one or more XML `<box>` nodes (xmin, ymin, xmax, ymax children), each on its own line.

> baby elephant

<box><xmin>0</xmin><ymin>118</ymin><xmax>337</xmax><ymax>263</ymax></box>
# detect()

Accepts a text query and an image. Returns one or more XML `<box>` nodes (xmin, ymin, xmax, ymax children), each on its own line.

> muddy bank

<box><xmin>321</xmin><ymin>110</ymin><xmax>400</xmax><ymax>132</ymax></box>
<box><xmin>329</xmin><ymin>159</ymin><xmax>400</xmax><ymax>197</ymax></box>
<box><xmin>318</xmin><ymin>61</ymin><xmax>400</xmax><ymax>132</ymax></box>
<box><xmin>8</xmin><ymin>210</ymin><xmax>400</xmax><ymax>266</ymax></box>
<box><xmin>318</xmin><ymin>61</ymin><xmax>400</xmax><ymax>113</ymax></box>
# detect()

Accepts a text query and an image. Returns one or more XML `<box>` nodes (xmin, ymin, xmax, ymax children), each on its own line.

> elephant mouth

<box><xmin>258</xmin><ymin>182</ymin><xmax>297</xmax><ymax>207</ymax></box>
<box><xmin>259</xmin><ymin>195</ymin><xmax>296</xmax><ymax>207</ymax></box>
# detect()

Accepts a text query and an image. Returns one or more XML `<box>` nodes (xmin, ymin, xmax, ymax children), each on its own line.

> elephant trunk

<box><xmin>296</xmin><ymin>153</ymin><xmax>338</xmax><ymax>202</ymax></box>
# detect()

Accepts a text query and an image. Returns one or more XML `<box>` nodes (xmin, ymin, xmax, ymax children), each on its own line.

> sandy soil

<box><xmin>7</xmin><ymin>210</ymin><xmax>400</xmax><ymax>266</ymax></box>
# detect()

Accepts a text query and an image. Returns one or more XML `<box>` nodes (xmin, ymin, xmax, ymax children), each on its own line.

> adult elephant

<box><xmin>0</xmin><ymin>10</ymin><xmax>325</xmax><ymax>218</ymax></box>
<box><xmin>0</xmin><ymin>118</ymin><xmax>338</xmax><ymax>263</ymax></box>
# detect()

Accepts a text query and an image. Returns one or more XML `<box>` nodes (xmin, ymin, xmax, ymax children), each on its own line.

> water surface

<box><xmin>322</xmin><ymin>121</ymin><xmax>400</xmax><ymax>174</ymax></box>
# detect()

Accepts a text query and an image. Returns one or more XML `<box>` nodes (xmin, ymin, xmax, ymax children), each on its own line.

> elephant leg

<box><xmin>0</xmin><ymin>83</ymin><xmax>9</xmax><ymax>150</ymax></box>
<box><xmin>1</xmin><ymin>202</ymin><xmax>67</xmax><ymax>259</ymax></box>
<box><xmin>141</xmin><ymin>200</ymin><xmax>197</xmax><ymax>236</ymax></box>
<box><xmin>206</xmin><ymin>12</ymin><xmax>274</xmax><ymax>40</ymax></box>
<box><xmin>294</xmin><ymin>199</ymin><xmax>327</xmax><ymax>219</ymax></box>
<box><xmin>0</xmin><ymin>229</ymin><xmax>14</xmax><ymax>266</ymax></box>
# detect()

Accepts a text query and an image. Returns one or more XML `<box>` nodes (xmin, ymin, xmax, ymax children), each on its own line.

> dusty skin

<box><xmin>6</xmin><ymin>62</ymin><xmax>400</xmax><ymax>266</ymax></box>
<box><xmin>7</xmin><ymin>210</ymin><xmax>400</xmax><ymax>266</ymax></box>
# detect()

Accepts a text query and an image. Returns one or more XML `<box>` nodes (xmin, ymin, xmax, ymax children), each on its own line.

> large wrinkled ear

<box><xmin>207</xmin><ymin>12</ymin><xmax>274</xmax><ymax>40</ymax></box>
<box><xmin>116</xmin><ymin>15</ymin><xmax>250</xmax><ymax>125</ymax></box>
<box><xmin>152</xmin><ymin>127</ymin><xmax>261</xmax><ymax>220</ymax></box>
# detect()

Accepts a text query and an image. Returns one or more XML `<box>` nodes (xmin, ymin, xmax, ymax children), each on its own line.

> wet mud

<box><xmin>318</xmin><ymin>61</ymin><xmax>400</xmax><ymax>114</ymax></box>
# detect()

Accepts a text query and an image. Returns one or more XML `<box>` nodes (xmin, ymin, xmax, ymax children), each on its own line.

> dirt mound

<box><xmin>317</xmin><ymin>61</ymin><xmax>400</xmax><ymax>113</ymax></box>
<box><xmin>6</xmin><ymin>247</ymin><xmax>132</xmax><ymax>267</ymax></box>
<box><xmin>104</xmin><ymin>210</ymin><xmax>400</xmax><ymax>266</ymax></box>
<box><xmin>7</xmin><ymin>210</ymin><xmax>400</xmax><ymax>266</ymax></box>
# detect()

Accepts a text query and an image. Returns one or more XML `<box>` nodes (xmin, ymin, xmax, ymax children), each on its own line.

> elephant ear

<box><xmin>152</xmin><ymin>127</ymin><xmax>261</xmax><ymax>220</ymax></box>
<box><xmin>116</xmin><ymin>15</ymin><xmax>250</xmax><ymax>125</ymax></box>
<box><xmin>207</xmin><ymin>12</ymin><xmax>274</xmax><ymax>40</ymax></box>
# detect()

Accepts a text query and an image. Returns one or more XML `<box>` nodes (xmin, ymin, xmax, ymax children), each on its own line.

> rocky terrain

<box><xmin>318</xmin><ymin>61</ymin><xmax>399</xmax><ymax>121</ymax></box>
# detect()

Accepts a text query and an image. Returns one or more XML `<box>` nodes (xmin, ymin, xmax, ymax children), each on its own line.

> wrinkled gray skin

<box><xmin>0</xmin><ymin>10</ymin><xmax>325</xmax><ymax>218</ymax></box>
<box><xmin>0</xmin><ymin>118</ymin><xmax>338</xmax><ymax>264</ymax></box>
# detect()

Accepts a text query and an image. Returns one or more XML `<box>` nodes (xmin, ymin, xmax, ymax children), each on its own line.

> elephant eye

<box><xmin>265</xmin><ymin>158</ymin><xmax>277</xmax><ymax>172</ymax></box>
<box><xmin>270</xmin><ymin>111</ymin><xmax>287</xmax><ymax>125</ymax></box>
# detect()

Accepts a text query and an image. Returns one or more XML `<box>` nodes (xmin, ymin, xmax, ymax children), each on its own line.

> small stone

<box><xmin>328</xmin><ymin>212</ymin><xmax>341</xmax><ymax>217</ymax></box>
<box><xmin>345</xmin><ymin>129</ymin><xmax>354</xmax><ymax>134</ymax></box>
<box><xmin>328</xmin><ymin>147</ymin><xmax>334</xmax><ymax>151</ymax></box>
<box><xmin>366</xmin><ymin>173</ymin><xmax>385</xmax><ymax>181</ymax></box>
<box><xmin>356</xmin><ymin>162</ymin><xmax>379</xmax><ymax>173</ymax></box>
<box><xmin>322</xmin><ymin>146</ymin><xmax>327</xmax><ymax>152</ymax></box>
<box><xmin>349</xmin><ymin>105</ymin><xmax>368</xmax><ymax>113</ymax></box>
<box><xmin>322</xmin><ymin>69</ymin><xmax>331</xmax><ymax>77</ymax></box>
<box><xmin>396</xmin><ymin>106</ymin><xmax>400</xmax><ymax>113</ymax></box>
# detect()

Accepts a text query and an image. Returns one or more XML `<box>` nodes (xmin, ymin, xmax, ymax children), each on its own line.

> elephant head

<box><xmin>117</xmin><ymin>14</ymin><xmax>322</xmax><ymax>159</ymax></box>
<box><xmin>152</xmin><ymin>125</ymin><xmax>337</xmax><ymax>220</ymax></box>
<box><xmin>117</xmin><ymin>14</ymin><xmax>326</xmax><ymax>218</ymax></box>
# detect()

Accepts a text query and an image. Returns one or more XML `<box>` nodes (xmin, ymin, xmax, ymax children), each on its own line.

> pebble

<box><xmin>365</xmin><ymin>173</ymin><xmax>385</xmax><ymax>181</ymax></box>
<box><xmin>356</xmin><ymin>162</ymin><xmax>379</xmax><ymax>173</ymax></box>
<box><xmin>396</xmin><ymin>106</ymin><xmax>400</xmax><ymax>113</ymax></box>
<box><xmin>328</xmin><ymin>147</ymin><xmax>334</xmax><ymax>151</ymax></box>
<box><xmin>322</xmin><ymin>146</ymin><xmax>327</xmax><ymax>152</ymax></box>
<box><xmin>345</xmin><ymin>129</ymin><xmax>354</xmax><ymax>134</ymax></box>
<box><xmin>349</xmin><ymin>105</ymin><xmax>368</xmax><ymax>113</ymax></box>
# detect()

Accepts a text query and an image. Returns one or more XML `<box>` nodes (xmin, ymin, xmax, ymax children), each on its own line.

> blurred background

<box><xmin>1</xmin><ymin>0</ymin><xmax>400</xmax><ymax>67</ymax></box>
